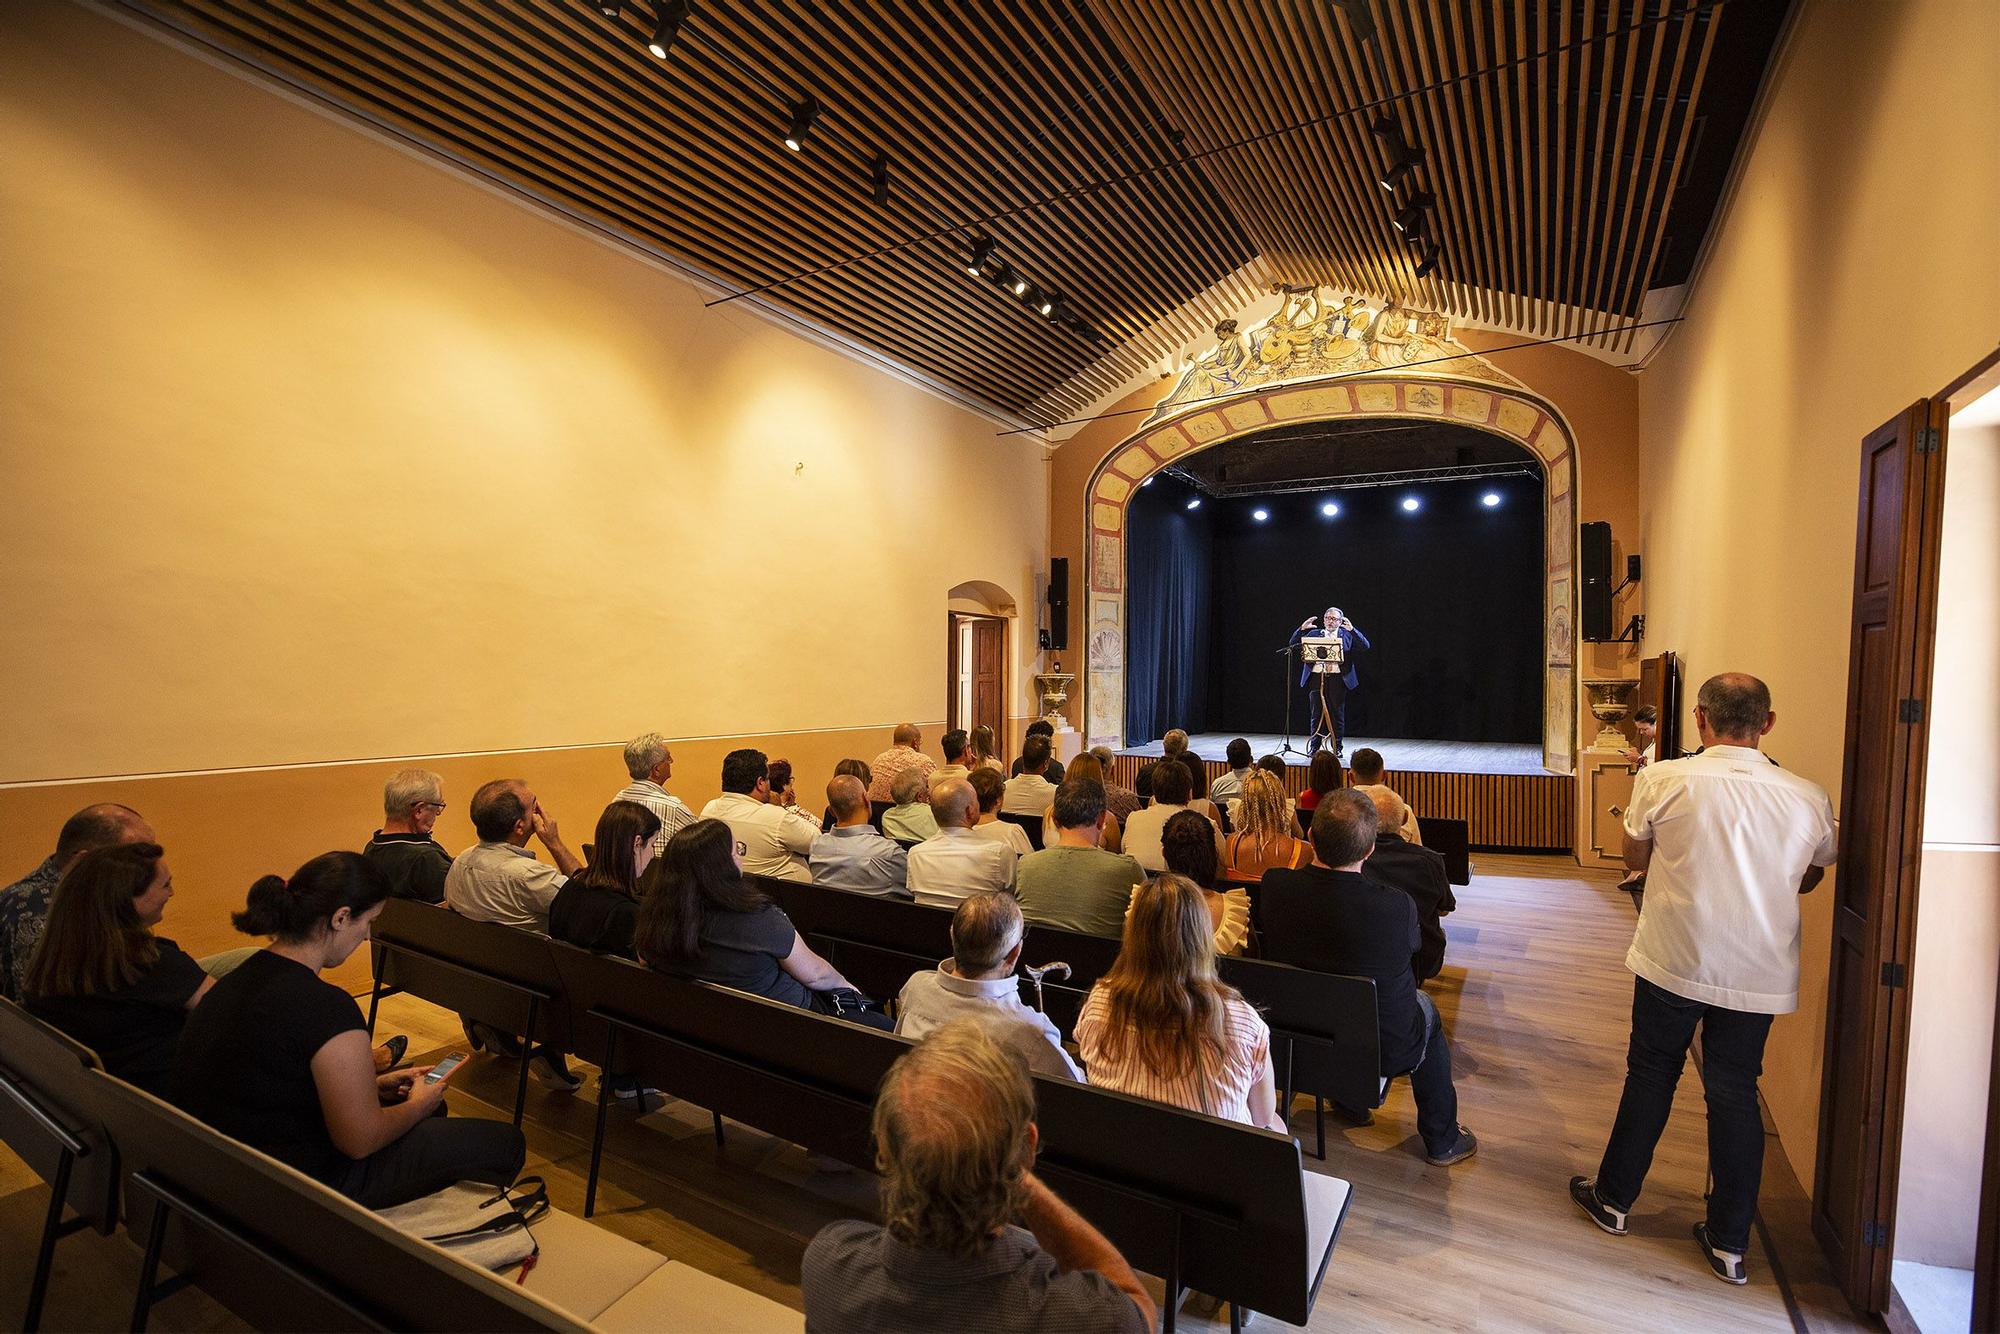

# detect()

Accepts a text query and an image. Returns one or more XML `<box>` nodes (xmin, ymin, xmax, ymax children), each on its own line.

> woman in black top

<box><xmin>548</xmin><ymin>800</ymin><xmax>660</xmax><ymax>957</ymax></box>
<box><xmin>25</xmin><ymin>842</ymin><xmax>210</xmax><ymax>1097</ymax></box>
<box><xmin>634</xmin><ymin>820</ymin><xmax>889</xmax><ymax>1027</ymax></box>
<box><xmin>173</xmin><ymin>852</ymin><xmax>524</xmax><ymax>1209</ymax></box>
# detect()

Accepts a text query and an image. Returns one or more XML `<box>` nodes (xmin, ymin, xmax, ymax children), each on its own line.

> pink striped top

<box><xmin>1074</xmin><ymin>986</ymin><xmax>1271</xmax><ymax>1127</ymax></box>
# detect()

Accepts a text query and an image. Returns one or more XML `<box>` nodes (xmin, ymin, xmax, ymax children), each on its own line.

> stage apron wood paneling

<box><xmin>1105</xmin><ymin>755</ymin><xmax>1574</xmax><ymax>853</ymax></box>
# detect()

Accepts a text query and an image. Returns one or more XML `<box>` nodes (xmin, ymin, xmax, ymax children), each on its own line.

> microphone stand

<box><xmin>1278</xmin><ymin>641</ymin><xmax>1311</xmax><ymax>759</ymax></box>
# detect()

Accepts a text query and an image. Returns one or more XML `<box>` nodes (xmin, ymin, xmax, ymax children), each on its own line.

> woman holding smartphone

<box><xmin>173</xmin><ymin>851</ymin><xmax>524</xmax><ymax>1208</ymax></box>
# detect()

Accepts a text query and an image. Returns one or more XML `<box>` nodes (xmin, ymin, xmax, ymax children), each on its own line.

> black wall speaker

<box><xmin>1581</xmin><ymin>521</ymin><xmax>1613</xmax><ymax>642</ymax></box>
<box><xmin>1044</xmin><ymin>557</ymin><xmax>1070</xmax><ymax>652</ymax></box>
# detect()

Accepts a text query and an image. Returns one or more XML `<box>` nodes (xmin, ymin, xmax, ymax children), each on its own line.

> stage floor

<box><xmin>1115</xmin><ymin>732</ymin><xmax>1552</xmax><ymax>777</ymax></box>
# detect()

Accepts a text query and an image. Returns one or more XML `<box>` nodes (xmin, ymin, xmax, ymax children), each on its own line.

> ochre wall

<box><xmin>1634</xmin><ymin>0</ymin><xmax>2000</xmax><ymax>1182</ymax></box>
<box><xmin>0</xmin><ymin>2</ymin><xmax>1046</xmax><ymax>981</ymax></box>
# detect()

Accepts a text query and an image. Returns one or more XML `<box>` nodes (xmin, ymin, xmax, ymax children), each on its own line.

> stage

<box><xmin>1112</xmin><ymin>733</ymin><xmax>1552</xmax><ymax>777</ymax></box>
<box><xmin>1105</xmin><ymin>732</ymin><xmax>1573</xmax><ymax>852</ymax></box>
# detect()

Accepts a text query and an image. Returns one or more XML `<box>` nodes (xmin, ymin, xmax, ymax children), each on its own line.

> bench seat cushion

<box><xmin>1301</xmin><ymin>1170</ymin><xmax>1353</xmax><ymax>1296</ymax></box>
<box><xmin>594</xmin><ymin>1261</ymin><xmax>803</xmax><ymax>1333</ymax></box>
<box><xmin>519</xmin><ymin>1207</ymin><xmax>669</xmax><ymax>1322</ymax></box>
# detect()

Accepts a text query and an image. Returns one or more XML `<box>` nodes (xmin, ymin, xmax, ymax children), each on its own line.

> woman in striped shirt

<box><xmin>1075</xmin><ymin>875</ymin><xmax>1286</xmax><ymax>1133</ymax></box>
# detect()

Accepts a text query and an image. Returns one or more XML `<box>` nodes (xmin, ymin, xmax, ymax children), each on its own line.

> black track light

<box><xmin>783</xmin><ymin>97</ymin><xmax>820</xmax><ymax>152</ymax></box>
<box><xmin>869</xmin><ymin>153</ymin><xmax>889</xmax><ymax>205</ymax></box>
<box><xmin>1394</xmin><ymin>191</ymin><xmax>1435</xmax><ymax>238</ymax></box>
<box><xmin>1379</xmin><ymin>150</ymin><xmax>1421</xmax><ymax>193</ymax></box>
<box><xmin>646</xmin><ymin>0</ymin><xmax>690</xmax><ymax>57</ymax></box>
<box><xmin>965</xmin><ymin>238</ymin><xmax>994</xmax><ymax>276</ymax></box>
<box><xmin>1036</xmin><ymin>290</ymin><xmax>1056</xmax><ymax>317</ymax></box>
<box><xmin>1414</xmin><ymin>246</ymin><xmax>1443</xmax><ymax>279</ymax></box>
<box><xmin>1332</xmin><ymin>0</ymin><xmax>1376</xmax><ymax>45</ymax></box>
<box><xmin>1008</xmin><ymin>272</ymin><xmax>1029</xmax><ymax>296</ymax></box>
<box><xmin>1044</xmin><ymin>293</ymin><xmax>1069</xmax><ymax>322</ymax></box>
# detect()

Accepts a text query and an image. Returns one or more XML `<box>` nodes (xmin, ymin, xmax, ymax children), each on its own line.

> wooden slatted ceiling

<box><xmin>1086</xmin><ymin>0</ymin><xmax>1720</xmax><ymax>355</ymax></box>
<box><xmin>122</xmin><ymin>1</ymin><xmax>1771</xmax><ymax>430</ymax></box>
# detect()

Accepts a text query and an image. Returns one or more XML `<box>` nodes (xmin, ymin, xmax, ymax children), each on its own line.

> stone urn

<box><xmin>1583</xmin><ymin>678</ymin><xmax>1640</xmax><ymax>752</ymax></box>
<box><xmin>1031</xmin><ymin>672</ymin><xmax>1075</xmax><ymax>726</ymax></box>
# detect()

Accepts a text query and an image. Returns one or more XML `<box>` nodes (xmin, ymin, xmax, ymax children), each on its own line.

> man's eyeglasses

<box><xmin>415</xmin><ymin>801</ymin><xmax>448</xmax><ymax>813</ymax></box>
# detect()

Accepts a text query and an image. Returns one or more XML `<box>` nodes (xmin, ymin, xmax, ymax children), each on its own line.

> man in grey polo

<box><xmin>897</xmin><ymin>893</ymin><xmax>1080</xmax><ymax>1079</ymax></box>
<box><xmin>802</xmin><ymin>1021</ymin><xmax>1152</xmax><ymax>1333</ymax></box>
<box><xmin>444</xmin><ymin>779</ymin><xmax>582</xmax><ymax>932</ymax></box>
<box><xmin>810</xmin><ymin>775</ymin><xmax>909</xmax><ymax>896</ymax></box>
<box><xmin>1015</xmin><ymin>778</ymin><xmax>1143</xmax><ymax>939</ymax></box>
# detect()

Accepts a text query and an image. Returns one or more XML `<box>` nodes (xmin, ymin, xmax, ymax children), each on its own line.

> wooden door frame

<box><xmin>945</xmin><ymin>612</ymin><xmax>1009</xmax><ymax>747</ymax></box>
<box><xmin>1814</xmin><ymin>345</ymin><xmax>2000</xmax><ymax>1314</ymax></box>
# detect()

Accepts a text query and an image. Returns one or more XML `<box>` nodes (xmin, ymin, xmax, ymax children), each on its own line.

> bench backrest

<box><xmin>995</xmin><ymin>811</ymin><xmax>1046</xmax><ymax>849</ymax></box>
<box><xmin>0</xmin><ymin>996</ymin><xmax>120</xmax><ymax>1233</ymax></box>
<box><xmin>80</xmin><ymin>1069</ymin><xmax>584</xmax><ymax>1332</ymax></box>
<box><xmin>371</xmin><ymin>898</ymin><xmax>570</xmax><ymax>1049</ymax></box>
<box><xmin>1416</xmin><ymin>816</ymin><xmax>1472</xmax><ymax>885</ymax></box>
<box><xmin>1218</xmin><ymin>957</ymin><xmax>1384</xmax><ymax>1108</ymax></box>
<box><xmin>544</xmin><ymin>945</ymin><xmax>1325</xmax><ymax>1324</ymax></box>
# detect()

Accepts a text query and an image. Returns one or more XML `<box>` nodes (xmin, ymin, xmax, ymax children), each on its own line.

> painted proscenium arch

<box><xmin>1081</xmin><ymin>374</ymin><xmax>1581</xmax><ymax>774</ymax></box>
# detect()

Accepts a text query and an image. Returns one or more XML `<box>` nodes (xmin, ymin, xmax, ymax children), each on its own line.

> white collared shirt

<box><xmin>972</xmin><ymin>818</ymin><xmax>1035</xmax><ymax>858</ymax></box>
<box><xmin>1623</xmin><ymin>745</ymin><xmax>1837</xmax><ymax>1013</ymax></box>
<box><xmin>1122</xmin><ymin>802</ymin><xmax>1226</xmax><ymax>874</ymax></box>
<box><xmin>1208</xmin><ymin>767</ymin><xmax>1253</xmax><ymax>805</ymax></box>
<box><xmin>905</xmin><ymin>827</ymin><xmax>1016</xmax><ymax>907</ymax></box>
<box><xmin>615</xmin><ymin>779</ymin><xmax>696</xmax><ymax>855</ymax></box>
<box><xmin>895</xmin><ymin>961</ymin><xmax>1082</xmax><ymax>1080</ymax></box>
<box><xmin>1000</xmin><ymin>773</ymin><xmax>1059</xmax><ymax>816</ymax></box>
<box><xmin>445</xmin><ymin>841</ymin><xmax>565</xmax><ymax>930</ymax></box>
<box><xmin>700</xmin><ymin>792</ymin><xmax>817</xmax><ymax>883</ymax></box>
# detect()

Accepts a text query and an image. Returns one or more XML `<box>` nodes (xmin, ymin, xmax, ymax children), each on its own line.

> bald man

<box><xmin>867</xmin><ymin>724</ymin><xmax>935</xmax><ymax>804</ymax></box>
<box><xmin>906</xmin><ymin>779</ymin><xmax>1016</xmax><ymax>908</ymax></box>
<box><xmin>810</xmin><ymin>775</ymin><xmax>910</xmax><ymax>897</ymax></box>
<box><xmin>1358</xmin><ymin>788</ymin><xmax>1454</xmax><ymax>982</ymax></box>
<box><xmin>0</xmin><ymin>803</ymin><xmax>156</xmax><ymax>999</ymax></box>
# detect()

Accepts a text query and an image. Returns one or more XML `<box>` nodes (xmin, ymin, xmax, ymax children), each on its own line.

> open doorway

<box><xmin>947</xmin><ymin>615</ymin><xmax>1007</xmax><ymax>755</ymax></box>
<box><xmin>1814</xmin><ymin>347</ymin><xmax>2000</xmax><ymax>1329</ymax></box>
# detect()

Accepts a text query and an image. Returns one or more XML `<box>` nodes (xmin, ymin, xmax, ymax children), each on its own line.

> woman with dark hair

<box><xmin>25</xmin><ymin>842</ymin><xmax>211</xmax><ymax>1096</ymax></box>
<box><xmin>634</xmin><ymin>820</ymin><xmax>891</xmax><ymax>1028</ymax></box>
<box><xmin>1183</xmin><ymin>759</ymin><xmax>1221</xmax><ymax>825</ymax></box>
<box><xmin>822</xmin><ymin>758</ymin><xmax>874</xmax><ymax>831</ymax></box>
<box><xmin>1075</xmin><ymin>875</ymin><xmax>1282</xmax><ymax>1131</ymax></box>
<box><xmin>173</xmin><ymin>852</ymin><xmax>524</xmax><ymax>1208</ymax></box>
<box><xmin>549</xmin><ymin>800</ymin><xmax>661</xmax><ymax>957</ymax></box>
<box><xmin>1297</xmin><ymin>749</ymin><xmax>1344</xmax><ymax>815</ymax></box>
<box><xmin>1158</xmin><ymin>811</ymin><xmax>1252</xmax><ymax>957</ymax></box>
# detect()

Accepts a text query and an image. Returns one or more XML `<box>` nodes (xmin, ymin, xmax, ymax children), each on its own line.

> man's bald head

<box><xmin>1364</xmin><ymin>786</ymin><xmax>1406</xmax><ymax>832</ymax></box>
<box><xmin>930</xmin><ymin>778</ymin><xmax>980</xmax><ymax>829</ymax></box>
<box><xmin>1697</xmin><ymin>672</ymin><xmax>1773</xmax><ymax>744</ymax></box>
<box><xmin>827</xmin><ymin>774</ymin><xmax>870</xmax><ymax>824</ymax></box>
<box><xmin>54</xmin><ymin>803</ymin><xmax>152</xmax><ymax>867</ymax></box>
<box><xmin>893</xmin><ymin>723</ymin><xmax>922</xmax><ymax>748</ymax></box>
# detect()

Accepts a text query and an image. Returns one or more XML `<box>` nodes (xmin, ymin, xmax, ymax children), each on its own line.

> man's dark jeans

<box><xmin>1402</xmin><ymin>990</ymin><xmax>1460</xmax><ymax>1155</ymax></box>
<box><xmin>1595</xmin><ymin>976</ymin><xmax>1774</xmax><ymax>1253</ymax></box>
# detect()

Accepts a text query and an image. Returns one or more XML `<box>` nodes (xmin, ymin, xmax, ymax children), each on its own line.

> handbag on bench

<box><xmin>380</xmin><ymin>1175</ymin><xmax>549</xmax><ymax>1272</ymax></box>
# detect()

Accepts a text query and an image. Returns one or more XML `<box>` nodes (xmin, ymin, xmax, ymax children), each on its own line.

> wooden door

<box><xmin>1812</xmin><ymin>399</ymin><xmax>1949</xmax><ymax>1310</ymax></box>
<box><xmin>970</xmin><ymin>618</ymin><xmax>1005</xmax><ymax>752</ymax></box>
<box><xmin>1636</xmin><ymin>650</ymin><xmax>1681</xmax><ymax>761</ymax></box>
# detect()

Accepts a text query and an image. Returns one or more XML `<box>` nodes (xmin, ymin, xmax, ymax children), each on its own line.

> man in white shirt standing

<box><xmin>616</xmin><ymin>732</ymin><xmax>696</xmax><ymax>856</ymax></box>
<box><xmin>700</xmin><ymin>749</ymin><xmax>817</xmax><ymax>883</ymax></box>
<box><xmin>907</xmin><ymin>780</ymin><xmax>1016</xmax><ymax>908</ymax></box>
<box><xmin>1000</xmin><ymin>735</ymin><xmax>1060</xmax><ymax>816</ymax></box>
<box><xmin>1570</xmin><ymin>674</ymin><xmax>1836</xmax><ymax>1287</ymax></box>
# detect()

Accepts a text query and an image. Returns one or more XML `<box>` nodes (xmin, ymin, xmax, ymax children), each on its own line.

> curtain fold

<box><xmin>1125</xmin><ymin>494</ymin><xmax>1213</xmax><ymax>742</ymax></box>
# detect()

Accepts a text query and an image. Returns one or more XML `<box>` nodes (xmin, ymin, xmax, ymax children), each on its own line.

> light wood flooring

<box><xmin>0</xmin><ymin>855</ymin><xmax>1877</xmax><ymax>1331</ymax></box>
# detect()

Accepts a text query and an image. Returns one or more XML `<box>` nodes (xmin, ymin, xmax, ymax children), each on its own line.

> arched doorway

<box><xmin>946</xmin><ymin>580</ymin><xmax>1016</xmax><ymax>752</ymax></box>
<box><xmin>1080</xmin><ymin>295</ymin><xmax>1580</xmax><ymax>771</ymax></box>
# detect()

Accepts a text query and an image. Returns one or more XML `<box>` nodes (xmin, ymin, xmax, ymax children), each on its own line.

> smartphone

<box><xmin>424</xmin><ymin>1052</ymin><xmax>467</xmax><ymax>1084</ymax></box>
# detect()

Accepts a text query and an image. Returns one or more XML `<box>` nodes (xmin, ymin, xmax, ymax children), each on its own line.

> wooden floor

<box><xmin>0</xmin><ymin>855</ymin><xmax>1877</xmax><ymax>1332</ymax></box>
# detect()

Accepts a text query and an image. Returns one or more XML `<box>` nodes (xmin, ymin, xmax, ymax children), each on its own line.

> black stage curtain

<box><xmin>1128</xmin><ymin>472</ymin><xmax>1543</xmax><ymax>743</ymax></box>
<box><xmin>1125</xmin><ymin>477</ymin><xmax>1214</xmax><ymax>741</ymax></box>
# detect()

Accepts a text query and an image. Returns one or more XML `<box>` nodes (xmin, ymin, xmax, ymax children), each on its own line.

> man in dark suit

<box><xmin>1260</xmin><ymin>791</ymin><xmax>1476</xmax><ymax>1165</ymax></box>
<box><xmin>1358</xmin><ymin>789</ymin><xmax>1455</xmax><ymax>982</ymax></box>
<box><xmin>1288</xmin><ymin>606</ymin><xmax>1370</xmax><ymax>761</ymax></box>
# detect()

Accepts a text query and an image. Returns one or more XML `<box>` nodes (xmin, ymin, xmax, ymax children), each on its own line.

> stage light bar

<box><xmin>1401</xmin><ymin>496</ymin><xmax>1421</xmax><ymax>512</ymax></box>
<box><xmin>1482</xmin><ymin>492</ymin><xmax>1501</xmax><ymax>507</ymax></box>
<box><xmin>1252</xmin><ymin>508</ymin><xmax>1269</xmax><ymax>522</ymax></box>
<box><xmin>1320</xmin><ymin>501</ymin><xmax>1340</xmax><ymax>517</ymax></box>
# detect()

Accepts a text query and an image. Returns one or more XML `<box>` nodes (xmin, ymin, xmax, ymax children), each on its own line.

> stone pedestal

<box><xmin>1576</xmin><ymin>750</ymin><xmax>1638</xmax><ymax>869</ymax></box>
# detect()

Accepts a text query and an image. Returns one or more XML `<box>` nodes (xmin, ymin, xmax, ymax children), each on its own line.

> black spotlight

<box><xmin>1332</xmin><ymin>0</ymin><xmax>1376</xmax><ymax>44</ymax></box>
<box><xmin>1379</xmin><ymin>147</ymin><xmax>1421</xmax><ymax>193</ymax></box>
<box><xmin>1394</xmin><ymin>191</ymin><xmax>1435</xmax><ymax>238</ymax></box>
<box><xmin>783</xmin><ymin>97</ymin><xmax>821</xmax><ymax>152</ymax></box>
<box><xmin>965</xmin><ymin>237</ymin><xmax>994</xmax><ymax>276</ymax></box>
<box><xmin>646</xmin><ymin>0</ymin><xmax>690</xmax><ymax>57</ymax></box>
<box><xmin>1044</xmin><ymin>292</ymin><xmax>1070</xmax><ymax>322</ymax></box>
<box><xmin>869</xmin><ymin>153</ymin><xmax>890</xmax><ymax>205</ymax></box>
<box><xmin>1414</xmin><ymin>246</ymin><xmax>1443</xmax><ymax>279</ymax></box>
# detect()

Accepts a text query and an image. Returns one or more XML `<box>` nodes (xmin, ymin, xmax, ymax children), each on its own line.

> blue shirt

<box><xmin>809</xmin><ymin>825</ymin><xmax>910</xmax><ymax>897</ymax></box>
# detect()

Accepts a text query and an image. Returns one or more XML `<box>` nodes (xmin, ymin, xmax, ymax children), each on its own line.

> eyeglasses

<box><xmin>415</xmin><ymin>801</ymin><xmax>448</xmax><ymax>813</ymax></box>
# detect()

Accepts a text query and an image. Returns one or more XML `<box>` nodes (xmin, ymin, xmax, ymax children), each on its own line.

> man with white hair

<box><xmin>1358</xmin><ymin>787</ymin><xmax>1454</xmax><ymax>981</ymax></box>
<box><xmin>616</xmin><ymin>732</ymin><xmax>695</xmax><ymax>856</ymax></box>
<box><xmin>1289</xmin><ymin>604</ymin><xmax>1370</xmax><ymax>761</ymax></box>
<box><xmin>896</xmin><ymin>893</ymin><xmax>1080</xmax><ymax>1079</ymax></box>
<box><xmin>363</xmin><ymin>768</ymin><xmax>454</xmax><ymax>903</ymax></box>
<box><xmin>867</xmin><ymin>723</ymin><xmax>935</xmax><ymax>803</ymax></box>
<box><xmin>906</xmin><ymin>780</ymin><xmax>1015</xmax><ymax>907</ymax></box>
<box><xmin>881</xmin><ymin>767</ymin><xmax>941</xmax><ymax>842</ymax></box>
<box><xmin>802</xmin><ymin>1022</ymin><xmax>1150</xmax><ymax>1332</ymax></box>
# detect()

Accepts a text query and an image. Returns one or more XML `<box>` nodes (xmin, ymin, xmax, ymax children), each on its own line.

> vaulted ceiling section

<box><xmin>123</xmin><ymin>0</ymin><xmax>1790</xmax><ymax>431</ymax></box>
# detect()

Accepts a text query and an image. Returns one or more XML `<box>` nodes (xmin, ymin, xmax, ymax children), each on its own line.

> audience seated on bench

<box><xmin>810</xmin><ymin>774</ymin><xmax>909</xmax><ymax>896</ymax></box>
<box><xmin>1159</xmin><ymin>812</ymin><xmax>1253</xmax><ymax>957</ymax></box>
<box><xmin>803</xmin><ymin>1021</ymin><xmax>1151</xmax><ymax>1333</ymax></box>
<box><xmin>1075</xmin><ymin>875</ymin><xmax>1285</xmax><ymax>1133</ymax></box>
<box><xmin>1207</xmin><ymin>737</ymin><xmax>1256</xmax><ymax>807</ymax></box>
<box><xmin>364</xmin><ymin>768</ymin><xmax>455</xmax><ymax>903</ymax></box>
<box><xmin>1123</xmin><ymin>759</ymin><xmax>1224</xmax><ymax>875</ymax></box>
<box><xmin>967</xmin><ymin>766</ymin><xmax>1035</xmax><ymax>857</ymax></box>
<box><xmin>175</xmin><ymin>852</ymin><xmax>527</xmax><ymax>1207</ymax></box>
<box><xmin>1224</xmin><ymin>754</ymin><xmax>1295</xmax><ymax>831</ymax></box>
<box><xmin>1000</xmin><ymin>734</ymin><xmax>1061</xmax><ymax>816</ymax></box>
<box><xmin>1089</xmin><ymin>745</ymin><xmax>1143</xmax><ymax>825</ymax></box>
<box><xmin>636</xmin><ymin>819</ymin><xmax>891</xmax><ymax>1028</ymax></box>
<box><xmin>0</xmin><ymin>802</ymin><xmax>156</xmax><ymax>1002</ymax></box>
<box><xmin>1359</xmin><ymin>788</ymin><xmax>1455</xmax><ymax>982</ymax></box>
<box><xmin>1036</xmin><ymin>752</ymin><xmax>1126</xmax><ymax>853</ymax></box>
<box><xmin>1297</xmin><ymin>750</ymin><xmax>1342</xmax><ymax>818</ymax></box>
<box><xmin>1009</xmin><ymin>719</ymin><xmax>1067</xmax><ymax>782</ymax></box>
<box><xmin>1260</xmin><ymin>792</ymin><xmax>1478</xmax><ymax>1166</ymax></box>
<box><xmin>1015</xmin><ymin>778</ymin><xmax>1141</xmax><ymax>940</ymax></box>
<box><xmin>548</xmin><ymin>801</ymin><xmax>659</xmax><ymax>959</ymax></box>
<box><xmin>1224</xmin><ymin>770</ymin><xmax>1315</xmax><ymax>881</ymax></box>
<box><xmin>867</xmin><ymin>723</ymin><xmax>936</xmax><ymax>802</ymax></box>
<box><xmin>906</xmin><ymin>780</ymin><xmax>1015</xmax><ymax>908</ymax></box>
<box><xmin>895</xmin><ymin>893</ymin><xmax>1081</xmax><ymax>1080</ymax></box>
<box><xmin>1347</xmin><ymin>747</ymin><xmax>1424</xmax><ymax>846</ymax></box>
<box><xmin>929</xmin><ymin>727</ymin><xmax>973</xmax><ymax>791</ymax></box>
<box><xmin>615</xmin><ymin>732</ymin><xmax>697</xmax><ymax>856</ymax></box>
<box><xmin>701</xmin><ymin>749</ymin><xmax>816</xmax><ymax>883</ymax></box>
<box><xmin>880</xmin><ymin>767</ymin><xmax>941</xmax><ymax>843</ymax></box>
